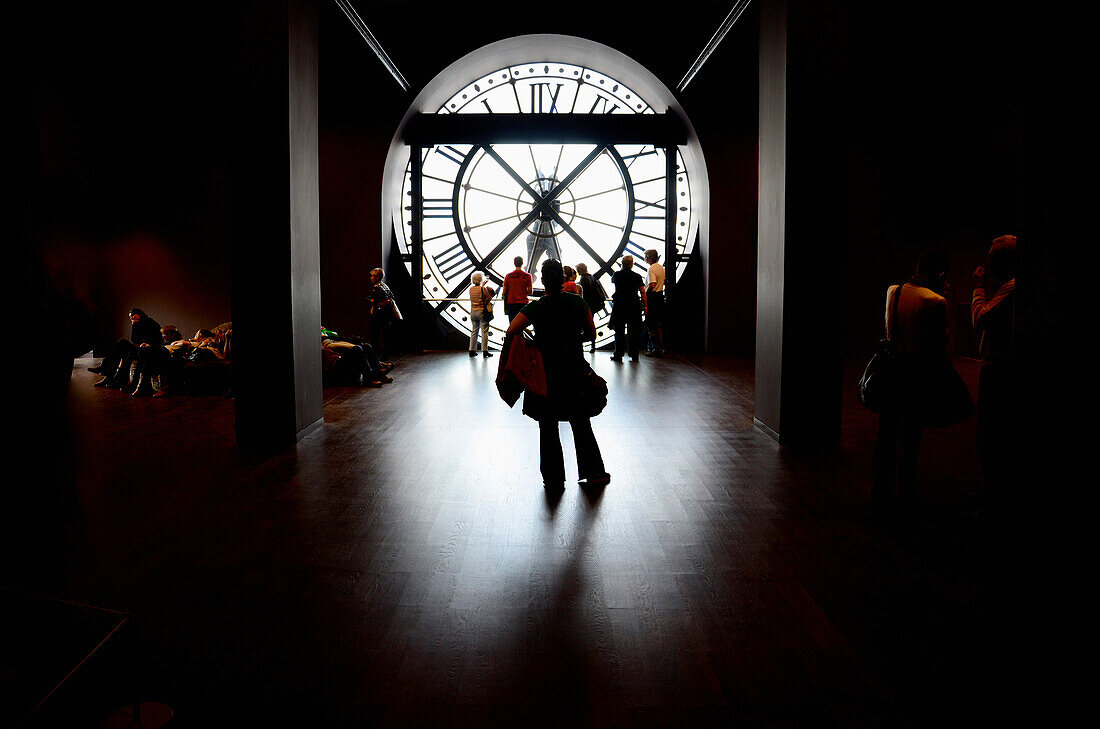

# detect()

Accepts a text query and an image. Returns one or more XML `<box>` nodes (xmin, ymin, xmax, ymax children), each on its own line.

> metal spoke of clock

<box><xmin>527</xmin><ymin>146</ymin><xmax>540</xmax><ymax>186</ymax></box>
<box><xmin>424</xmin><ymin>230</ymin><xmax>458</xmax><ymax>244</ymax></box>
<box><xmin>424</xmin><ymin>172</ymin><xmax>461</xmax><ymax>187</ymax></box>
<box><xmin>630</xmin><ymin>228</ymin><xmax>666</xmax><ymax>243</ymax></box>
<box><xmin>481</xmin><ymin>145</ymin><xmax>611</xmax><ymax>266</ymax></box>
<box><xmin>621</xmin><ymin>146</ymin><xmax>659</xmax><ymax>165</ymax></box>
<box><xmin>635</xmin><ymin>199</ymin><xmax>667</xmax><ymax>213</ymax></box>
<box><xmin>542</xmin><ymin>209</ymin><xmax>606</xmax><ymax>265</ymax></box>
<box><xmin>463</xmin><ymin>183</ymin><xmax>523</xmax><ymax>204</ymax></box>
<box><xmin>464</xmin><ymin>211</ymin><xmax>532</xmax><ymax>234</ymax></box>
<box><xmin>569</xmin><ymin>185</ymin><xmax>626</xmax><ymax>206</ymax></box>
<box><xmin>482</xmin><ymin>144</ymin><xmax>604</xmax><ymax>210</ymax></box>
<box><xmin>569</xmin><ymin>212</ymin><xmax>626</xmax><ymax>231</ymax></box>
<box><xmin>550</xmin><ymin>145</ymin><xmax>565</xmax><ymax>184</ymax></box>
<box><xmin>632</xmin><ymin>174</ymin><xmax>667</xmax><ymax>187</ymax></box>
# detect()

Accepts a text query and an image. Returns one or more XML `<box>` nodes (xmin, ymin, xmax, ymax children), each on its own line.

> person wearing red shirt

<box><xmin>502</xmin><ymin>256</ymin><xmax>533</xmax><ymax>322</ymax></box>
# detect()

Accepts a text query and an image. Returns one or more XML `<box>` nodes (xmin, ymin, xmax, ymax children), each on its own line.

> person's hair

<box><xmin>915</xmin><ymin>248</ymin><xmax>949</xmax><ymax>278</ymax></box>
<box><xmin>541</xmin><ymin>258</ymin><xmax>565</xmax><ymax>294</ymax></box>
<box><xmin>369</xmin><ymin>267</ymin><xmax>384</xmax><ymax>280</ymax></box>
<box><xmin>621</xmin><ymin>255</ymin><xmax>633</xmax><ymax>268</ymax></box>
<box><xmin>987</xmin><ymin>234</ymin><xmax>1018</xmax><ymax>282</ymax></box>
<box><xmin>129</xmin><ymin>308</ymin><xmax>146</xmax><ymax>318</ymax></box>
<box><xmin>471</xmin><ymin>271</ymin><xmax>484</xmax><ymax>285</ymax></box>
<box><xmin>645</xmin><ymin>249</ymin><xmax>659</xmax><ymax>264</ymax></box>
<box><xmin>161</xmin><ymin>325</ymin><xmax>182</xmax><ymax>344</ymax></box>
<box><xmin>562</xmin><ymin>265</ymin><xmax>575</xmax><ymax>280</ymax></box>
<box><xmin>514</xmin><ymin>256</ymin><xmax>524</xmax><ymax>267</ymax></box>
<box><xmin>197</xmin><ymin>329</ymin><xmax>215</xmax><ymax>339</ymax></box>
<box><xmin>575</xmin><ymin>262</ymin><xmax>588</xmax><ymax>275</ymax></box>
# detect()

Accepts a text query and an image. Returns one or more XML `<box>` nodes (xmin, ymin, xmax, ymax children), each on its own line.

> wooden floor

<box><xmin>10</xmin><ymin>352</ymin><xmax>998</xmax><ymax>727</ymax></box>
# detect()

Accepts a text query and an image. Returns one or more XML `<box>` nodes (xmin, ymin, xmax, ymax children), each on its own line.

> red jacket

<box><xmin>495</xmin><ymin>332</ymin><xmax>547</xmax><ymax>407</ymax></box>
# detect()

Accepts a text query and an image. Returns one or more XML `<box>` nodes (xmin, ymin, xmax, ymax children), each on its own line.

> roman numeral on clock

<box><xmin>529</xmin><ymin>82</ymin><xmax>564</xmax><ymax>113</ymax></box>
<box><xmin>588</xmin><ymin>95</ymin><xmax>620</xmax><ymax>114</ymax></box>
<box><xmin>422</xmin><ymin>198</ymin><xmax>454</xmax><ymax>219</ymax></box>
<box><xmin>433</xmin><ymin>145</ymin><xmax>467</xmax><ymax>166</ymax></box>
<box><xmin>431</xmin><ymin>242</ymin><xmax>475</xmax><ymax>282</ymax></box>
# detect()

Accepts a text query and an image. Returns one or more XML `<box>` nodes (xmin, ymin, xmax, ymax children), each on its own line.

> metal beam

<box><xmin>677</xmin><ymin>0</ymin><xmax>753</xmax><ymax>92</ymax></box>
<box><xmin>331</xmin><ymin>0</ymin><xmax>409</xmax><ymax>91</ymax></box>
<box><xmin>403</xmin><ymin>112</ymin><xmax>687</xmax><ymax>146</ymax></box>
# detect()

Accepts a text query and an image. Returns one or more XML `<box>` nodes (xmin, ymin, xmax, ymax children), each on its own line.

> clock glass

<box><xmin>397</xmin><ymin>62</ymin><xmax>697</xmax><ymax>349</ymax></box>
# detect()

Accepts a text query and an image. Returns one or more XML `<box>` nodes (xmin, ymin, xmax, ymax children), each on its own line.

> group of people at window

<box><xmin>466</xmin><ymin>249</ymin><xmax>667</xmax><ymax>360</ymax></box>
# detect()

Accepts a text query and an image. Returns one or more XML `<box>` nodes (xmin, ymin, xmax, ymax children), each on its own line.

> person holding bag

<box><xmin>504</xmin><ymin>259</ymin><xmax>610</xmax><ymax>491</ymax></box>
<box><xmin>872</xmin><ymin>248</ymin><xmax>973</xmax><ymax>515</ymax></box>
<box><xmin>467</xmin><ymin>272</ymin><xmax>494</xmax><ymax>358</ymax></box>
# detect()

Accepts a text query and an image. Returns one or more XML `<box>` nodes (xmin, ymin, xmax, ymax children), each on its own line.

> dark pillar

<box><xmin>755</xmin><ymin>0</ymin><xmax>848</xmax><ymax>447</ymax></box>
<box><xmin>231</xmin><ymin>0</ymin><xmax>323</xmax><ymax>450</ymax></box>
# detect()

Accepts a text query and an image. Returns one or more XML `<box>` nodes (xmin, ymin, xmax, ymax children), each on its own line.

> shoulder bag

<box><xmin>857</xmin><ymin>283</ymin><xmax>905</xmax><ymax>412</ymax></box>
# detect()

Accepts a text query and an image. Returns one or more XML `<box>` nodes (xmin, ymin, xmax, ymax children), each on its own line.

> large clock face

<box><xmin>397</xmin><ymin>62</ymin><xmax>696</xmax><ymax>350</ymax></box>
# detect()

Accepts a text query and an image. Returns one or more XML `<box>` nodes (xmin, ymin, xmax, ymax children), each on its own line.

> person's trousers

<box><xmin>539</xmin><ymin>418</ymin><xmax>606</xmax><ymax>483</ymax></box>
<box><xmin>873</xmin><ymin>409</ymin><xmax>924</xmax><ymax>505</ymax></box>
<box><xmin>645</xmin><ymin>291</ymin><xmax>664</xmax><ymax>351</ymax></box>
<box><xmin>103</xmin><ymin>339</ymin><xmax>138</xmax><ymax>380</ymax></box>
<box><xmin>469</xmin><ymin>310</ymin><xmax>489</xmax><ymax>351</ymax></box>
<box><xmin>505</xmin><ymin>302</ymin><xmax>525</xmax><ymax>322</ymax></box>
<box><xmin>612</xmin><ymin>315</ymin><xmax>642</xmax><ymax>359</ymax></box>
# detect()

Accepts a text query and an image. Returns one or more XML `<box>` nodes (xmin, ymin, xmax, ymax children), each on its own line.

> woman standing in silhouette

<box><xmin>873</xmin><ymin>248</ymin><xmax>971</xmax><ymax>514</ymax></box>
<box><xmin>505</xmin><ymin>259</ymin><xmax>610</xmax><ymax>490</ymax></box>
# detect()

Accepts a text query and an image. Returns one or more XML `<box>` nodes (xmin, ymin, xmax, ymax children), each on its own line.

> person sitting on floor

<box><xmin>322</xmin><ymin>329</ymin><xmax>392</xmax><ymax>386</ymax></box>
<box><xmin>93</xmin><ymin>308</ymin><xmax>163</xmax><ymax>388</ymax></box>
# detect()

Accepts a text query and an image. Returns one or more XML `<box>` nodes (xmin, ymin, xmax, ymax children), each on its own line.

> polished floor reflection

<box><xmin>28</xmin><ymin>352</ymin><xmax>992</xmax><ymax>727</ymax></box>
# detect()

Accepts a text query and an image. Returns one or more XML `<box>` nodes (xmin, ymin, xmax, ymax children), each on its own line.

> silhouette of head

<box><xmin>541</xmin><ymin>259</ymin><xmax>564</xmax><ymax>293</ymax></box>
<box><xmin>987</xmin><ymin>234</ymin><xmax>1017</xmax><ymax>282</ymax></box>
<box><xmin>514</xmin><ymin>256</ymin><xmax>524</xmax><ymax>268</ymax></box>
<box><xmin>915</xmin><ymin>248</ymin><xmax>949</xmax><ymax>293</ymax></box>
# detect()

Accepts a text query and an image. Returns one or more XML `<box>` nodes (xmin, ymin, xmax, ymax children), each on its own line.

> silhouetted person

<box><xmin>971</xmin><ymin>234</ymin><xmax>1018</xmax><ymax>514</ymax></box>
<box><xmin>506</xmin><ymin>259</ymin><xmax>610</xmax><ymax>490</ymax></box>
<box><xmin>609</xmin><ymin>255</ymin><xmax>646</xmax><ymax>362</ymax></box>
<box><xmin>575</xmin><ymin>262</ymin><xmax>607</xmax><ymax>353</ymax></box>
<box><xmin>367</xmin><ymin>267</ymin><xmax>399</xmax><ymax>361</ymax></box>
<box><xmin>872</xmin><ymin>249</ymin><xmax>951</xmax><ymax>513</ymax></box>
<box><xmin>643</xmin><ymin>248</ymin><xmax>666</xmax><ymax>356</ymax></box>
<box><xmin>502</xmin><ymin>255</ymin><xmax>533</xmax><ymax>322</ymax></box>
<box><xmin>467</xmin><ymin>271</ymin><xmax>494</xmax><ymax>358</ymax></box>
<box><xmin>92</xmin><ymin>308</ymin><xmax>162</xmax><ymax>388</ymax></box>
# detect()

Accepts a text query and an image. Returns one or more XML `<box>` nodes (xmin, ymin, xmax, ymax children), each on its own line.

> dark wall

<box><xmin>841</xmin><ymin>1</ymin><xmax>1023</xmax><ymax>357</ymax></box>
<box><xmin>34</xmin><ymin>2</ymin><xmax>236</xmax><ymax>348</ymax></box>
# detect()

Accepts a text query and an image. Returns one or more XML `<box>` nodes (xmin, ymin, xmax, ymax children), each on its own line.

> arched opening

<box><xmin>381</xmin><ymin>35</ymin><xmax>711</xmax><ymax>351</ymax></box>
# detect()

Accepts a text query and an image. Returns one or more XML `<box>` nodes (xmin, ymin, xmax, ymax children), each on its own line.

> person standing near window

<box><xmin>467</xmin><ymin>272</ymin><xmax>493</xmax><ymax>358</ymax></box>
<box><xmin>575</xmin><ymin>262</ymin><xmax>607</xmax><ymax>353</ymax></box>
<box><xmin>367</xmin><ymin>267</ymin><xmax>399</xmax><ymax>362</ymax></box>
<box><xmin>609</xmin><ymin>255</ymin><xmax>646</xmax><ymax>362</ymax></box>
<box><xmin>502</xmin><ymin>256</ymin><xmax>533</xmax><ymax>322</ymax></box>
<box><xmin>643</xmin><ymin>249</ymin><xmax>666</xmax><ymax>357</ymax></box>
